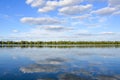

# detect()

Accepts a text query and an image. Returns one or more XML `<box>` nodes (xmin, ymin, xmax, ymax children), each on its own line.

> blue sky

<box><xmin>0</xmin><ymin>0</ymin><xmax>120</xmax><ymax>41</ymax></box>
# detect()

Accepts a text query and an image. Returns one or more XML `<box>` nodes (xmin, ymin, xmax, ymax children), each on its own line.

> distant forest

<box><xmin>0</xmin><ymin>41</ymin><xmax>120</xmax><ymax>47</ymax></box>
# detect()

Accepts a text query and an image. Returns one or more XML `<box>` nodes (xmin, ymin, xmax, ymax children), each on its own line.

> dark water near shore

<box><xmin>0</xmin><ymin>47</ymin><xmax>120</xmax><ymax>80</ymax></box>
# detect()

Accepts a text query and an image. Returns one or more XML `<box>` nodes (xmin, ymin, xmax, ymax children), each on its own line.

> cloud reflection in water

<box><xmin>20</xmin><ymin>64</ymin><xmax>66</xmax><ymax>73</ymax></box>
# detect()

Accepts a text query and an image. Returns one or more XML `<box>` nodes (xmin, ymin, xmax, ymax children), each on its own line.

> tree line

<box><xmin>0</xmin><ymin>41</ymin><xmax>120</xmax><ymax>46</ymax></box>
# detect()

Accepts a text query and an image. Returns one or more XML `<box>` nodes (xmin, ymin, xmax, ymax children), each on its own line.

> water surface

<box><xmin>0</xmin><ymin>47</ymin><xmax>120</xmax><ymax>80</ymax></box>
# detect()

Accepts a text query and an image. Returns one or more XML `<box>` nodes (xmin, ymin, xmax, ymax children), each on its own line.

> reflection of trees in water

<box><xmin>1</xmin><ymin>45</ymin><xmax>120</xmax><ymax>48</ymax></box>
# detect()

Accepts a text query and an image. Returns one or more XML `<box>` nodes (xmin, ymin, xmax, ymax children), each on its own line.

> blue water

<box><xmin>0</xmin><ymin>47</ymin><xmax>120</xmax><ymax>80</ymax></box>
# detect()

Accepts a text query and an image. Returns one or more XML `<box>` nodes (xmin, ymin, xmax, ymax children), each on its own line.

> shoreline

<box><xmin>0</xmin><ymin>41</ymin><xmax>120</xmax><ymax>47</ymax></box>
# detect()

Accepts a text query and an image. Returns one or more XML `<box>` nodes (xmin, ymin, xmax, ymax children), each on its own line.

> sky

<box><xmin>0</xmin><ymin>0</ymin><xmax>120</xmax><ymax>41</ymax></box>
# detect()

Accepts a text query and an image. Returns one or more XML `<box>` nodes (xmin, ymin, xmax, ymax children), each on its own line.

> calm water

<box><xmin>0</xmin><ymin>47</ymin><xmax>120</xmax><ymax>80</ymax></box>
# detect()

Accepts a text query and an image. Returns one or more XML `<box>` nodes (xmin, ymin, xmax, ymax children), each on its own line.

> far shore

<box><xmin>0</xmin><ymin>41</ymin><xmax>120</xmax><ymax>48</ymax></box>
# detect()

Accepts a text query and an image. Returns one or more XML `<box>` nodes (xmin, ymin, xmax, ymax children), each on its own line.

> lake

<box><xmin>0</xmin><ymin>47</ymin><xmax>120</xmax><ymax>80</ymax></box>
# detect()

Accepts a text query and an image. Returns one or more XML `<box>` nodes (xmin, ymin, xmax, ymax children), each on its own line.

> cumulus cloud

<box><xmin>91</xmin><ymin>0</ymin><xmax>120</xmax><ymax>16</ymax></box>
<box><xmin>85</xmin><ymin>0</ymin><xmax>107</xmax><ymax>2</ymax></box>
<box><xmin>20</xmin><ymin>17</ymin><xmax>61</xmax><ymax>25</ymax></box>
<box><xmin>38</xmin><ymin>1</ymin><xmax>58</xmax><ymax>12</ymax></box>
<box><xmin>26</xmin><ymin>0</ymin><xmax>84</xmax><ymax>12</ymax></box>
<box><xmin>76</xmin><ymin>32</ymin><xmax>116</xmax><ymax>36</ymax></box>
<box><xmin>26</xmin><ymin>0</ymin><xmax>33</xmax><ymax>4</ymax></box>
<box><xmin>77</xmin><ymin>33</ymin><xmax>93</xmax><ymax>36</ymax></box>
<box><xmin>38</xmin><ymin>6</ymin><xmax>56</xmax><ymax>12</ymax></box>
<box><xmin>107</xmin><ymin>0</ymin><xmax>120</xmax><ymax>15</ymax></box>
<box><xmin>9</xmin><ymin>25</ymin><xmax>76</xmax><ymax>41</ymax></box>
<box><xmin>92</xmin><ymin>7</ymin><xmax>117</xmax><ymax>16</ymax></box>
<box><xmin>14</xmin><ymin>0</ymin><xmax>120</xmax><ymax>41</ymax></box>
<box><xmin>26</xmin><ymin>0</ymin><xmax>45</xmax><ymax>7</ymax></box>
<box><xmin>12</xmin><ymin>30</ymin><xmax>19</xmax><ymax>33</ymax></box>
<box><xmin>113</xmin><ymin>11</ymin><xmax>120</xmax><ymax>15</ymax></box>
<box><xmin>58</xmin><ymin>0</ymin><xmax>83</xmax><ymax>6</ymax></box>
<box><xmin>72</xmin><ymin>14</ymin><xmax>91</xmax><ymax>20</ymax></box>
<box><xmin>100</xmin><ymin>32</ymin><xmax>116</xmax><ymax>35</ymax></box>
<box><xmin>109</xmin><ymin>0</ymin><xmax>120</xmax><ymax>8</ymax></box>
<box><xmin>59</xmin><ymin>4</ymin><xmax>93</xmax><ymax>15</ymax></box>
<box><xmin>42</xmin><ymin>26</ymin><xmax>74</xmax><ymax>32</ymax></box>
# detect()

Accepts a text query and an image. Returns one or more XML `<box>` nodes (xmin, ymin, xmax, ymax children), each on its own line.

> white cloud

<box><xmin>13</xmin><ymin>0</ymin><xmax>120</xmax><ymax>41</ymax></box>
<box><xmin>12</xmin><ymin>30</ymin><xmax>19</xmax><ymax>33</ymax></box>
<box><xmin>76</xmin><ymin>32</ymin><xmax>116</xmax><ymax>36</ymax></box>
<box><xmin>59</xmin><ymin>0</ymin><xmax>83</xmax><ymax>6</ymax></box>
<box><xmin>38</xmin><ymin>6</ymin><xmax>56</xmax><ymax>13</ymax></box>
<box><xmin>41</xmin><ymin>25</ymin><xmax>74</xmax><ymax>32</ymax></box>
<box><xmin>38</xmin><ymin>1</ymin><xmax>58</xmax><ymax>12</ymax></box>
<box><xmin>26</xmin><ymin>0</ymin><xmax>84</xmax><ymax>12</ymax></box>
<box><xmin>98</xmin><ymin>17</ymin><xmax>107</xmax><ymax>23</ymax></box>
<box><xmin>26</xmin><ymin>0</ymin><xmax>83</xmax><ymax>8</ymax></box>
<box><xmin>20</xmin><ymin>17</ymin><xmax>61</xmax><ymax>25</ymax></box>
<box><xmin>72</xmin><ymin>14</ymin><xmax>91</xmax><ymax>20</ymax></box>
<box><xmin>85</xmin><ymin>0</ymin><xmax>107</xmax><ymax>2</ymax></box>
<box><xmin>109</xmin><ymin>0</ymin><xmax>120</xmax><ymax>8</ymax></box>
<box><xmin>91</xmin><ymin>0</ymin><xmax>120</xmax><ymax>16</ymax></box>
<box><xmin>7</xmin><ymin>29</ymin><xmax>120</xmax><ymax>41</ymax></box>
<box><xmin>38</xmin><ymin>0</ymin><xmax>84</xmax><ymax>13</ymax></box>
<box><xmin>100</xmin><ymin>32</ymin><xmax>116</xmax><ymax>35</ymax></box>
<box><xmin>26</xmin><ymin>0</ymin><xmax>45</xmax><ymax>7</ymax></box>
<box><xmin>26</xmin><ymin>0</ymin><xmax>33</xmax><ymax>4</ymax></box>
<box><xmin>59</xmin><ymin>4</ymin><xmax>93</xmax><ymax>15</ymax></box>
<box><xmin>84</xmin><ymin>24</ymin><xmax>101</xmax><ymax>28</ymax></box>
<box><xmin>113</xmin><ymin>11</ymin><xmax>120</xmax><ymax>15</ymax></box>
<box><xmin>92</xmin><ymin>7</ymin><xmax>117</xmax><ymax>16</ymax></box>
<box><xmin>9</xmin><ymin>25</ymin><xmax>75</xmax><ymax>41</ymax></box>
